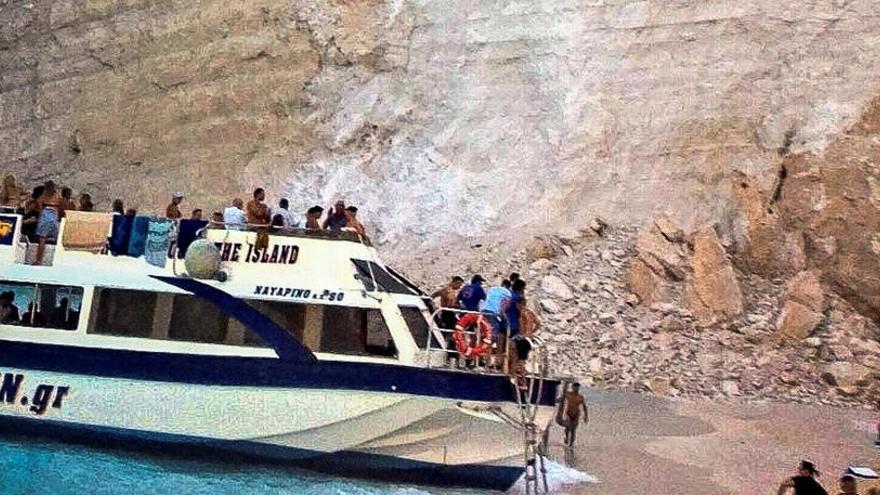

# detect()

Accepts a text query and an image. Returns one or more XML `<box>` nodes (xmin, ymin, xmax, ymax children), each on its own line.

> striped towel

<box><xmin>144</xmin><ymin>219</ymin><xmax>173</xmax><ymax>268</ymax></box>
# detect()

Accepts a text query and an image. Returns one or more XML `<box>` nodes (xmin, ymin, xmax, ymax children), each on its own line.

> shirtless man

<box><xmin>562</xmin><ymin>383</ymin><xmax>588</xmax><ymax>448</ymax></box>
<box><xmin>432</xmin><ymin>276</ymin><xmax>464</xmax><ymax>329</ymax></box>
<box><xmin>245</xmin><ymin>188</ymin><xmax>271</xmax><ymax>226</ymax></box>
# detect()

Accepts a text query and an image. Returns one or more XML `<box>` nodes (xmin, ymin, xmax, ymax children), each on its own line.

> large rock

<box><xmin>526</xmin><ymin>237</ymin><xmax>564</xmax><ymax>260</ymax></box>
<box><xmin>627</xmin><ymin>219</ymin><xmax>689</xmax><ymax>306</ymax></box>
<box><xmin>776</xmin><ymin>300</ymin><xmax>823</xmax><ymax>340</ymax></box>
<box><xmin>727</xmin><ymin>173</ymin><xmax>805</xmax><ymax>277</ymax></box>
<box><xmin>775</xmin><ymin>270</ymin><xmax>827</xmax><ymax>340</ymax></box>
<box><xmin>786</xmin><ymin>271</ymin><xmax>826</xmax><ymax>312</ymax></box>
<box><xmin>541</xmin><ymin>275</ymin><xmax>574</xmax><ymax>300</ymax></box>
<box><xmin>683</xmin><ymin>227</ymin><xmax>744</xmax><ymax>325</ymax></box>
<box><xmin>821</xmin><ymin>362</ymin><xmax>873</xmax><ymax>388</ymax></box>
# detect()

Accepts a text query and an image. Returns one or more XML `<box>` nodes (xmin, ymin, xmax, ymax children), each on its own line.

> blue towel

<box><xmin>144</xmin><ymin>219</ymin><xmax>173</xmax><ymax>268</ymax></box>
<box><xmin>109</xmin><ymin>215</ymin><xmax>133</xmax><ymax>256</ymax></box>
<box><xmin>176</xmin><ymin>219</ymin><xmax>208</xmax><ymax>258</ymax></box>
<box><xmin>127</xmin><ymin>216</ymin><xmax>151</xmax><ymax>257</ymax></box>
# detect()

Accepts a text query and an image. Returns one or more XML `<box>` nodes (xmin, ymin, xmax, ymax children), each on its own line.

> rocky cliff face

<box><xmin>3</xmin><ymin>0</ymin><xmax>880</xmax><ymax>249</ymax></box>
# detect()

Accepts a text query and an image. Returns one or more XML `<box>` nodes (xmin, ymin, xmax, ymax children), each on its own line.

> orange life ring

<box><xmin>452</xmin><ymin>313</ymin><xmax>493</xmax><ymax>358</ymax></box>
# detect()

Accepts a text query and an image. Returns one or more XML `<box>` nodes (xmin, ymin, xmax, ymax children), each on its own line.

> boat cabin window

<box><xmin>398</xmin><ymin>306</ymin><xmax>430</xmax><ymax>348</ymax></box>
<box><xmin>90</xmin><ymin>289</ymin><xmax>157</xmax><ymax>337</ymax></box>
<box><xmin>87</xmin><ymin>288</ymin><xmax>396</xmax><ymax>358</ymax></box>
<box><xmin>319</xmin><ymin>306</ymin><xmax>396</xmax><ymax>357</ymax></box>
<box><xmin>0</xmin><ymin>280</ymin><xmax>83</xmax><ymax>330</ymax></box>
<box><xmin>246</xmin><ymin>300</ymin><xmax>306</xmax><ymax>344</ymax></box>
<box><xmin>89</xmin><ymin>288</ymin><xmax>268</xmax><ymax>346</ymax></box>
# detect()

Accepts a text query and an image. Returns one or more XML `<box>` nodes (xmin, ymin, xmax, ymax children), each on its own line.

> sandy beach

<box><xmin>549</xmin><ymin>389</ymin><xmax>878</xmax><ymax>494</ymax></box>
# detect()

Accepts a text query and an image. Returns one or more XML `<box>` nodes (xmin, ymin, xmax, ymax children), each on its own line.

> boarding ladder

<box><xmin>424</xmin><ymin>309</ymin><xmax>551</xmax><ymax>493</ymax></box>
<box><xmin>512</xmin><ymin>341</ymin><xmax>550</xmax><ymax>494</ymax></box>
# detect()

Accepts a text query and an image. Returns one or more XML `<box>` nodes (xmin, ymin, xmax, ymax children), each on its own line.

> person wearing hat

<box><xmin>778</xmin><ymin>460</ymin><xmax>829</xmax><ymax>495</ymax></box>
<box><xmin>165</xmin><ymin>193</ymin><xmax>184</xmax><ymax>220</ymax></box>
<box><xmin>457</xmin><ymin>275</ymin><xmax>487</xmax><ymax>312</ymax></box>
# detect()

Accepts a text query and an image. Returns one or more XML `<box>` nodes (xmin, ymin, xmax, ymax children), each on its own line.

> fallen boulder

<box><xmin>683</xmin><ymin>227</ymin><xmax>744</xmax><ymax>325</ymax></box>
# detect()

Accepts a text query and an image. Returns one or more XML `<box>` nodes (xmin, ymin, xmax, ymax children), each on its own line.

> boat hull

<box><xmin>0</xmin><ymin>364</ymin><xmax>554</xmax><ymax>492</ymax></box>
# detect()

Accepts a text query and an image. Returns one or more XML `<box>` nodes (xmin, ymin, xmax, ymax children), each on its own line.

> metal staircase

<box><xmin>511</xmin><ymin>339</ymin><xmax>550</xmax><ymax>494</ymax></box>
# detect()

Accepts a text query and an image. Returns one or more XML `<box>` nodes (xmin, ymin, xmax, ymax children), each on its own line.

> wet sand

<box><xmin>548</xmin><ymin>389</ymin><xmax>878</xmax><ymax>494</ymax></box>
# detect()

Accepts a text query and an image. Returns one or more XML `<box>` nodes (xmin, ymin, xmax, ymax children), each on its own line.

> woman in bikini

<box><xmin>34</xmin><ymin>180</ymin><xmax>61</xmax><ymax>265</ymax></box>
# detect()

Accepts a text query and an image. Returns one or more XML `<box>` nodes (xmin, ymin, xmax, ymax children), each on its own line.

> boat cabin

<box><xmin>0</xmin><ymin>212</ymin><xmax>439</xmax><ymax>366</ymax></box>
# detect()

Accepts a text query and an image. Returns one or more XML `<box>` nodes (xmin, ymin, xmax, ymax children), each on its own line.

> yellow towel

<box><xmin>61</xmin><ymin>211</ymin><xmax>113</xmax><ymax>252</ymax></box>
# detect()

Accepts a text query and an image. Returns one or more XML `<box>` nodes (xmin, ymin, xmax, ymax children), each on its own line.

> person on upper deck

<box><xmin>1</xmin><ymin>175</ymin><xmax>22</xmax><ymax>209</ymax></box>
<box><xmin>209</xmin><ymin>211</ymin><xmax>224</xmax><ymax>228</ymax></box>
<box><xmin>21</xmin><ymin>186</ymin><xmax>44</xmax><ymax>242</ymax></box>
<box><xmin>431</xmin><ymin>276</ymin><xmax>464</xmax><ymax>329</ymax></box>
<box><xmin>223</xmin><ymin>199</ymin><xmax>247</xmax><ymax>230</ymax></box>
<box><xmin>190</xmin><ymin>209</ymin><xmax>203</xmax><ymax>221</ymax></box>
<box><xmin>79</xmin><ymin>193</ymin><xmax>94</xmax><ymax>212</ymax></box>
<box><xmin>457</xmin><ymin>275</ymin><xmax>487</xmax><ymax>312</ymax></box>
<box><xmin>273</xmin><ymin>198</ymin><xmax>299</xmax><ymax>230</ymax></box>
<box><xmin>165</xmin><ymin>193</ymin><xmax>184</xmax><ymax>220</ymax></box>
<box><xmin>323</xmin><ymin>200</ymin><xmax>348</xmax><ymax>231</ymax></box>
<box><xmin>246</xmin><ymin>188</ymin><xmax>271</xmax><ymax>226</ymax></box>
<box><xmin>34</xmin><ymin>180</ymin><xmax>62</xmax><ymax>265</ymax></box>
<box><xmin>305</xmin><ymin>206</ymin><xmax>324</xmax><ymax>230</ymax></box>
<box><xmin>344</xmin><ymin>206</ymin><xmax>366</xmax><ymax>237</ymax></box>
<box><xmin>59</xmin><ymin>187</ymin><xmax>77</xmax><ymax>219</ymax></box>
<box><xmin>111</xmin><ymin>199</ymin><xmax>125</xmax><ymax>215</ymax></box>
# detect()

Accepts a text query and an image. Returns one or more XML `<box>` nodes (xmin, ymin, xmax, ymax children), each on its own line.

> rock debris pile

<box><xmin>407</xmin><ymin>219</ymin><xmax>879</xmax><ymax>409</ymax></box>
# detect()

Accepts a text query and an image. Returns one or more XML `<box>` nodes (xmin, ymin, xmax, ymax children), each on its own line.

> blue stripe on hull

<box><xmin>0</xmin><ymin>339</ymin><xmax>558</xmax><ymax>406</ymax></box>
<box><xmin>0</xmin><ymin>415</ymin><xmax>523</xmax><ymax>492</ymax></box>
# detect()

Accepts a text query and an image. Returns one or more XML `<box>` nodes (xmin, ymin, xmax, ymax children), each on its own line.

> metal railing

<box><xmin>424</xmin><ymin>307</ymin><xmax>548</xmax><ymax>377</ymax></box>
<box><xmin>425</xmin><ymin>307</ymin><xmax>508</xmax><ymax>372</ymax></box>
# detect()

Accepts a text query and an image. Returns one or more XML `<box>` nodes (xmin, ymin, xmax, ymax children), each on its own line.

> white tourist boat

<box><xmin>0</xmin><ymin>211</ymin><xmax>561</xmax><ymax>492</ymax></box>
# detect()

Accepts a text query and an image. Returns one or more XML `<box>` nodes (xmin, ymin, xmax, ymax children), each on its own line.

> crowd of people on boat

<box><xmin>0</xmin><ymin>174</ymin><xmax>369</xmax><ymax>264</ymax></box>
<box><xmin>431</xmin><ymin>272</ymin><xmax>540</xmax><ymax>379</ymax></box>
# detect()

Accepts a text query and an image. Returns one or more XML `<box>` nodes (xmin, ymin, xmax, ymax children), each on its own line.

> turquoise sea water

<box><xmin>0</xmin><ymin>436</ymin><xmax>481</xmax><ymax>495</ymax></box>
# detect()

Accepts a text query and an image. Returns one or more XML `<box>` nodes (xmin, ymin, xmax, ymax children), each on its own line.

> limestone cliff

<box><xmin>3</xmin><ymin>0</ymin><xmax>880</xmax><ymax>251</ymax></box>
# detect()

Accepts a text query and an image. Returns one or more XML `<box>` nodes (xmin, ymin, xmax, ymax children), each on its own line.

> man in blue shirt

<box><xmin>483</xmin><ymin>278</ymin><xmax>512</xmax><ymax>368</ymax></box>
<box><xmin>483</xmin><ymin>278</ymin><xmax>511</xmax><ymax>335</ymax></box>
<box><xmin>457</xmin><ymin>275</ymin><xmax>487</xmax><ymax>312</ymax></box>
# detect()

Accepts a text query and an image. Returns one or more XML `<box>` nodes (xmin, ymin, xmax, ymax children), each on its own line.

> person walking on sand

<box><xmin>777</xmin><ymin>460</ymin><xmax>829</xmax><ymax>495</ymax></box>
<box><xmin>561</xmin><ymin>383</ymin><xmax>588</xmax><ymax>448</ymax></box>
